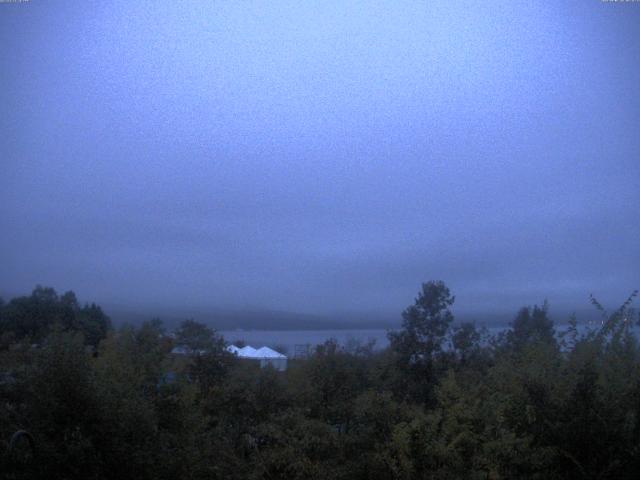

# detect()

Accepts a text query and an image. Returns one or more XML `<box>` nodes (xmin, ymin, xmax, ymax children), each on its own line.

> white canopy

<box><xmin>254</xmin><ymin>346</ymin><xmax>286</xmax><ymax>359</ymax></box>
<box><xmin>227</xmin><ymin>344</ymin><xmax>288</xmax><ymax>371</ymax></box>
<box><xmin>228</xmin><ymin>345</ymin><xmax>286</xmax><ymax>359</ymax></box>
<box><xmin>238</xmin><ymin>345</ymin><xmax>259</xmax><ymax>357</ymax></box>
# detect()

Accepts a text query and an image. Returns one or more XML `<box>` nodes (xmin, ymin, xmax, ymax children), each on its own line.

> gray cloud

<box><xmin>1</xmin><ymin>1</ymin><xmax>639</xmax><ymax>324</ymax></box>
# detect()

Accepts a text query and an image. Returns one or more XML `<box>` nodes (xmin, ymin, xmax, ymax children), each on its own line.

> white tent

<box><xmin>255</xmin><ymin>346</ymin><xmax>285</xmax><ymax>358</ymax></box>
<box><xmin>238</xmin><ymin>346</ymin><xmax>259</xmax><ymax>357</ymax></box>
<box><xmin>228</xmin><ymin>344</ymin><xmax>288</xmax><ymax>371</ymax></box>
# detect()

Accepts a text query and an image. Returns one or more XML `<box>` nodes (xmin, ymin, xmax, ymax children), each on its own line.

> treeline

<box><xmin>0</xmin><ymin>286</ymin><xmax>110</xmax><ymax>347</ymax></box>
<box><xmin>1</xmin><ymin>282</ymin><xmax>639</xmax><ymax>479</ymax></box>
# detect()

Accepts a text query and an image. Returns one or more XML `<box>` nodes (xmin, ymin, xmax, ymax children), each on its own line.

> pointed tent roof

<box><xmin>238</xmin><ymin>346</ymin><xmax>259</xmax><ymax>357</ymax></box>
<box><xmin>228</xmin><ymin>345</ymin><xmax>287</xmax><ymax>359</ymax></box>
<box><xmin>255</xmin><ymin>346</ymin><xmax>286</xmax><ymax>358</ymax></box>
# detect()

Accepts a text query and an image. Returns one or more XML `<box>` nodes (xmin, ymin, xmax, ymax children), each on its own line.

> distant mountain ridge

<box><xmin>105</xmin><ymin>306</ymin><xmax>380</xmax><ymax>331</ymax></box>
<box><xmin>104</xmin><ymin>305</ymin><xmax>605</xmax><ymax>331</ymax></box>
<box><xmin>2</xmin><ymin>287</ymin><xmax>608</xmax><ymax>331</ymax></box>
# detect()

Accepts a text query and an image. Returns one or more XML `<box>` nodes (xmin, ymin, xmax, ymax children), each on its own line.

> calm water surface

<box><xmin>220</xmin><ymin>327</ymin><xmax>506</xmax><ymax>356</ymax></box>
<box><xmin>221</xmin><ymin>323</ymin><xmax>638</xmax><ymax>356</ymax></box>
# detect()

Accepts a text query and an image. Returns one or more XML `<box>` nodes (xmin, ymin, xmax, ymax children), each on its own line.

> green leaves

<box><xmin>1</xmin><ymin>283</ymin><xmax>639</xmax><ymax>479</ymax></box>
<box><xmin>0</xmin><ymin>286</ymin><xmax>111</xmax><ymax>347</ymax></box>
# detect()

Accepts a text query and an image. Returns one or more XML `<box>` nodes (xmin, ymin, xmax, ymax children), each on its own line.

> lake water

<box><xmin>220</xmin><ymin>327</ymin><xmax>511</xmax><ymax>356</ymax></box>
<box><xmin>220</xmin><ymin>329</ymin><xmax>391</xmax><ymax>356</ymax></box>
<box><xmin>221</xmin><ymin>323</ymin><xmax>639</xmax><ymax>357</ymax></box>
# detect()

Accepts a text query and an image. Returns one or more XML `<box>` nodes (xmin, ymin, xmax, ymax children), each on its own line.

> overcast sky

<box><xmin>1</xmin><ymin>1</ymin><xmax>639</xmax><ymax>323</ymax></box>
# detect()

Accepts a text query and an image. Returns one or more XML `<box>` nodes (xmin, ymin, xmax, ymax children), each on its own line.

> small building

<box><xmin>227</xmin><ymin>344</ymin><xmax>288</xmax><ymax>371</ymax></box>
<box><xmin>170</xmin><ymin>345</ymin><xmax>206</xmax><ymax>355</ymax></box>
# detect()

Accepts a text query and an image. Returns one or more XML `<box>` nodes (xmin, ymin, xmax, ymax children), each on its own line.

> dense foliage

<box><xmin>1</xmin><ymin>283</ymin><xmax>639</xmax><ymax>479</ymax></box>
